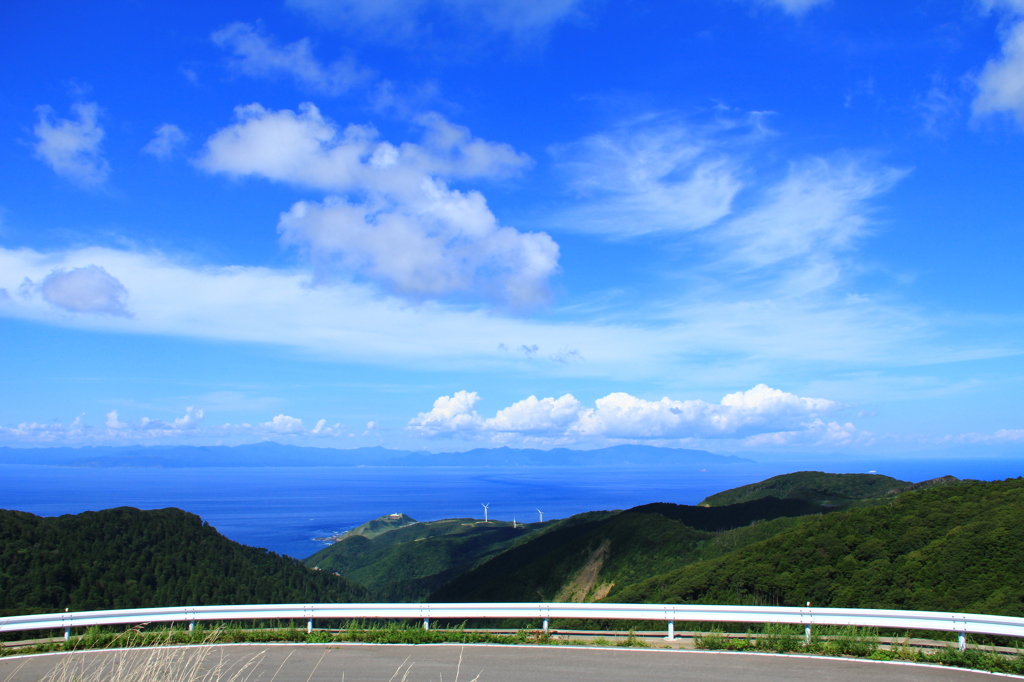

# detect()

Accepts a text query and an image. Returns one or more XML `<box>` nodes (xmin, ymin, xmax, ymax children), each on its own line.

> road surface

<box><xmin>0</xmin><ymin>643</ymin><xmax>1012</xmax><ymax>681</ymax></box>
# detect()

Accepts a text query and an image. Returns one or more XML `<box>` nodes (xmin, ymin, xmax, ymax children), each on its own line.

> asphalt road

<box><xmin>0</xmin><ymin>643</ymin><xmax>1011</xmax><ymax>682</ymax></box>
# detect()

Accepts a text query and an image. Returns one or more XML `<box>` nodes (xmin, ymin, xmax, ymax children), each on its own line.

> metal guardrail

<box><xmin>4</xmin><ymin>603</ymin><xmax>1023</xmax><ymax>651</ymax></box>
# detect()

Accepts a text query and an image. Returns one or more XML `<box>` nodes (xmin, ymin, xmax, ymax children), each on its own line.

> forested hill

<box><xmin>699</xmin><ymin>471</ymin><xmax>911</xmax><ymax>507</ymax></box>
<box><xmin>615</xmin><ymin>477</ymin><xmax>1024</xmax><ymax>616</ymax></box>
<box><xmin>0</xmin><ymin>507</ymin><xmax>368</xmax><ymax>617</ymax></box>
<box><xmin>430</xmin><ymin>496</ymin><xmax>825</xmax><ymax>603</ymax></box>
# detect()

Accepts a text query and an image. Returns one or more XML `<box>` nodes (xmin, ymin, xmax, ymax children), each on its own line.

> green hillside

<box><xmin>0</xmin><ymin>507</ymin><xmax>368</xmax><ymax>617</ymax></box>
<box><xmin>615</xmin><ymin>477</ymin><xmax>1024</xmax><ymax>616</ymax></box>
<box><xmin>432</xmin><ymin>496</ymin><xmax>826</xmax><ymax>603</ymax></box>
<box><xmin>304</xmin><ymin>515</ymin><xmax>552</xmax><ymax>601</ymax></box>
<box><xmin>699</xmin><ymin>471</ymin><xmax>910</xmax><ymax>507</ymax></box>
<box><xmin>343</xmin><ymin>513</ymin><xmax>418</xmax><ymax>540</ymax></box>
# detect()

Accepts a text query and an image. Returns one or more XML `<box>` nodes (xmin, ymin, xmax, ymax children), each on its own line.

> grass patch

<box><xmin>691</xmin><ymin>624</ymin><xmax>1024</xmax><ymax>676</ymax></box>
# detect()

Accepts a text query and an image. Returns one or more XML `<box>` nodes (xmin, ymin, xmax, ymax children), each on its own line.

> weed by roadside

<box><xmin>692</xmin><ymin>624</ymin><xmax>1024</xmax><ymax>676</ymax></box>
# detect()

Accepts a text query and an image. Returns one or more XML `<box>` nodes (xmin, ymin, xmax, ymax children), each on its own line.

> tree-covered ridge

<box><xmin>431</xmin><ymin>497</ymin><xmax>827</xmax><ymax>604</ymax></box>
<box><xmin>305</xmin><ymin>516</ymin><xmax>557</xmax><ymax>602</ymax></box>
<box><xmin>0</xmin><ymin>507</ymin><xmax>368</xmax><ymax>617</ymax></box>
<box><xmin>614</xmin><ymin>478</ymin><xmax>1024</xmax><ymax>616</ymax></box>
<box><xmin>699</xmin><ymin>471</ymin><xmax>910</xmax><ymax>507</ymax></box>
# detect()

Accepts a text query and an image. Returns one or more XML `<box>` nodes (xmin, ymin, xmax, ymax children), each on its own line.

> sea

<box><xmin>2</xmin><ymin>457</ymin><xmax>1022</xmax><ymax>560</ymax></box>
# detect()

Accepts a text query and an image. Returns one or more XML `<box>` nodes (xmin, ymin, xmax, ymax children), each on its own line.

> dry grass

<box><xmin>28</xmin><ymin>632</ymin><xmax>266</xmax><ymax>682</ymax></box>
<box><xmin>3</xmin><ymin>633</ymin><xmax>483</xmax><ymax>682</ymax></box>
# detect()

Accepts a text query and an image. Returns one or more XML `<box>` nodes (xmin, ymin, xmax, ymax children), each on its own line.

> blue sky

<box><xmin>2</xmin><ymin>0</ymin><xmax>1024</xmax><ymax>457</ymax></box>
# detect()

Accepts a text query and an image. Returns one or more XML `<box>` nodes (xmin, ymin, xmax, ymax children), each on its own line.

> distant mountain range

<box><xmin>0</xmin><ymin>443</ymin><xmax>753</xmax><ymax>468</ymax></box>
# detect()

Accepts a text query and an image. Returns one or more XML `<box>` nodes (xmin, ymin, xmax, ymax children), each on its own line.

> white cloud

<box><xmin>212</xmin><ymin>22</ymin><xmax>371</xmax><ymax>95</ymax></box>
<box><xmin>33</xmin><ymin>102</ymin><xmax>110</xmax><ymax>186</ymax></box>
<box><xmin>105</xmin><ymin>410</ymin><xmax>127</xmax><ymax>430</ymax></box>
<box><xmin>408</xmin><ymin>384</ymin><xmax>854</xmax><ymax>446</ymax></box>
<box><xmin>958</xmin><ymin>428</ymin><xmax>1024</xmax><ymax>443</ymax></box>
<box><xmin>142</xmin><ymin>124</ymin><xmax>187</xmax><ymax>159</ymax></box>
<box><xmin>140</xmin><ymin>406</ymin><xmax>204</xmax><ymax>432</ymax></box>
<box><xmin>0</xmin><ymin>406</ymin><xmax>355</xmax><ymax>445</ymax></box>
<box><xmin>974</xmin><ymin>11</ymin><xmax>1024</xmax><ymax>126</ymax></box>
<box><xmin>757</xmin><ymin>0</ymin><xmax>829</xmax><ymax>16</ymax></box>
<box><xmin>287</xmin><ymin>0</ymin><xmax>583</xmax><ymax>42</ymax></box>
<box><xmin>312</xmin><ymin>419</ymin><xmax>345</xmax><ymax>436</ymax></box>
<box><xmin>0</xmin><ymin>244</ymin><xmax>1006</xmax><ymax>382</ymax></box>
<box><xmin>38</xmin><ymin>265</ymin><xmax>131</xmax><ymax>316</ymax></box>
<box><xmin>260</xmin><ymin>414</ymin><xmax>305</xmax><ymax>434</ymax></box>
<box><xmin>716</xmin><ymin>158</ymin><xmax>906</xmax><ymax>273</ymax></box>
<box><xmin>199</xmin><ymin>103</ymin><xmax>529</xmax><ymax>187</ymax></box>
<box><xmin>199</xmin><ymin>102</ymin><xmax>555</xmax><ymax>304</ymax></box>
<box><xmin>550</xmin><ymin>116</ymin><xmax>746</xmax><ymax>236</ymax></box>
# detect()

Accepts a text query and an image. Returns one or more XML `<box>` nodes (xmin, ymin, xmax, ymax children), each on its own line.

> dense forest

<box><xmin>614</xmin><ymin>477</ymin><xmax>1024</xmax><ymax>616</ymax></box>
<box><xmin>430</xmin><ymin>496</ymin><xmax>833</xmax><ymax>603</ymax></box>
<box><xmin>698</xmin><ymin>471</ymin><xmax>911</xmax><ymax>507</ymax></box>
<box><xmin>305</xmin><ymin>515</ymin><xmax>558</xmax><ymax>601</ymax></box>
<box><xmin>4</xmin><ymin>472</ymin><xmax>1023</xmax><ymax>621</ymax></box>
<box><xmin>0</xmin><ymin>507</ymin><xmax>367</xmax><ymax>617</ymax></box>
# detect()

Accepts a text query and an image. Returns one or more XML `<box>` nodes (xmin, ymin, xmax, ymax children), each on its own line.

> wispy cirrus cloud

<box><xmin>212</xmin><ymin>22</ymin><xmax>373</xmax><ymax>95</ymax></box>
<box><xmin>755</xmin><ymin>0</ymin><xmax>829</xmax><ymax>16</ymax></box>
<box><xmin>551</xmin><ymin>112</ymin><xmax>906</xmax><ymax>300</ymax></box>
<box><xmin>973</xmin><ymin>1</ymin><xmax>1024</xmax><ymax>126</ymax></box>
<box><xmin>718</xmin><ymin>158</ymin><xmax>904</xmax><ymax>269</ymax></box>
<box><xmin>549</xmin><ymin>114</ymin><xmax>751</xmax><ymax>237</ymax></box>
<box><xmin>287</xmin><ymin>0</ymin><xmax>585</xmax><ymax>43</ymax></box>
<box><xmin>0</xmin><ymin>243</ymin><xmax>1010</xmax><ymax>381</ymax></box>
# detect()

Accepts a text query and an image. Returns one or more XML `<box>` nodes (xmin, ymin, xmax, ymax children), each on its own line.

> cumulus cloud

<box><xmin>0</xmin><ymin>407</ymin><xmax>351</xmax><ymax>445</ymax></box>
<box><xmin>33</xmin><ymin>102</ymin><xmax>110</xmax><ymax>186</ymax></box>
<box><xmin>199</xmin><ymin>103</ymin><xmax>529</xmax><ymax>186</ymax></box>
<box><xmin>142</xmin><ymin>124</ymin><xmax>187</xmax><ymax>159</ymax></box>
<box><xmin>199</xmin><ymin>102</ymin><xmax>556</xmax><ymax>304</ymax></box>
<box><xmin>262</xmin><ymin>414</ymin><xmax>305</xmax><ymax>434</ymax></box>
<box><xmin>409</xmin><ymin>384</ymin><xmax>854</xmax><ymax>446</ymax></box>
<box><xmin>140</xmin><ymin>406</ymin><xmax>204</xmax><ymax>432</ymax></box>
<box><xmin>212</xmin><ymin>22</ymin><xmax>371</xmax><ymax>95</ymax></box>
<box><xmin>973</xmin><ymin>2</ymin><xmax>1024</xmax><ymax>126</ymax></box>
<box><xmin>105</xmin><ymin>410</ymin><xmax>127</xmax><ymax>430</ymax></box>
<box><xmin>287</xmin><ymin>0</ymin><xmax>583</xmax><ymax>42</ymax></box>
<box><xmin>550</xmin><ymin>116</ymin><xmax>746</xmax><ymax>236</ymax></box>
<box><xmin>39</xmin><ymin>265</ymin><xmax>131</xmax><ymax>316</ymax></box>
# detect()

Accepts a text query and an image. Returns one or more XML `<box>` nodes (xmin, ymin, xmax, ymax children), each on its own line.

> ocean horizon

<box><xmin>3</xmin><ymin>457</ymin><xmax>1022</xmax><ymax>559</ymax></box>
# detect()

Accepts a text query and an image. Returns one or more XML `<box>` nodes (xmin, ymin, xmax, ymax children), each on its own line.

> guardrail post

<box><xmin>666</xmin><ymin>621</ymin><xmax>675</xmax><ymax>641</ymax></box>
<box><xmin>423</xmin><ymin>617</ymin><xmax>430</xmax><ymax>631</ymax></box>
<box><xmin>64</xmin><ymin>626</ymin><xmax>71</xmax><ymax>641</ymax></box>
<box><xmin>958</xmin><ymin>632</ymin><xmax>966</xmax><ymax>651</ymax></box>
<box><xmin>189</xmin><ymin>621</ymin><xmax>195</xmax><ymax>632</ymax></box>
<box><xmin>307</xmin><ymin>618</ymin><xmax>313</xmax><ymax>634</ymax></box>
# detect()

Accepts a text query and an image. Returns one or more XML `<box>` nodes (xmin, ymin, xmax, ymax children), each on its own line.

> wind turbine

<box><xmin>537</xmin><ymin>509</ymin><xmax>543</xmax><ymax>523</ymax></box>
<box><xmin>482</xmin><ymin>503</ymin><xmax>490</xmax><ymax>523</ymax></box>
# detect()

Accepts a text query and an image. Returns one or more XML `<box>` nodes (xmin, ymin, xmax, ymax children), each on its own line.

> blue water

<box><xmin>2</xmin><ymin>458</ymin><xmax>1021</xmax><ymax>559</ymax></box>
